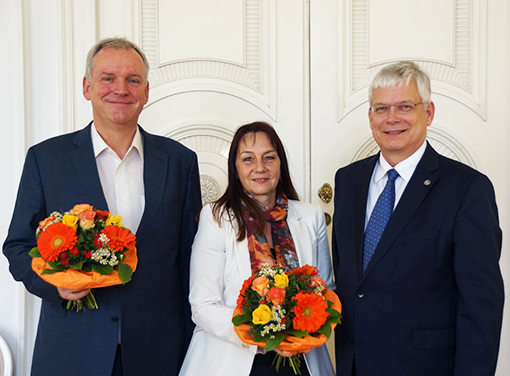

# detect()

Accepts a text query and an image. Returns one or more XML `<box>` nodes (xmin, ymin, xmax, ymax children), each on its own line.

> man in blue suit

<box><xmin>332</xmin><ymin>61</ymin><xmax>504</xmax><ymax>376</ymax></box>
<box><xmin>3</xmin><ymin>38</ymin><xmax>202</xmax><ymax>375</ymax></box>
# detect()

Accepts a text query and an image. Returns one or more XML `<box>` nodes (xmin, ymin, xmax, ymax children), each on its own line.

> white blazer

<box><xmin>179</xmin><ymin>200</ymin><xmax>335</xmax><ymax>376</ymax></box>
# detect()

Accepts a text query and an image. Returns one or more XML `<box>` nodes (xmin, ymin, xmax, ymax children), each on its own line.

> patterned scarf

<box><xmin>245</xmin><ymin>188</ymin><xmax>299</xmax><ymax>274</ymax></box>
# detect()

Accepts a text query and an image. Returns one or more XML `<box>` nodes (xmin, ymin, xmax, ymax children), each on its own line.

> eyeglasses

<box><xmin>370</xmin><ymin>101</ymin><xmax>424</xmax><ymax>116</ymax></box>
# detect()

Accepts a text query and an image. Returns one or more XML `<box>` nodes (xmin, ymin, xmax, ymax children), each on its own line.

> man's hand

<box><xmin>57</xmin><ymin>287</ymin><xmax>90</xmax><ymax>300</ymax></box>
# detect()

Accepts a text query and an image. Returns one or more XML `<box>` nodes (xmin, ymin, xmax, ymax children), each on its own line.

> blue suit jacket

<box><xmin>3</xmin><ymin>123</ymin><xmax>202</xmax><ymax>376</ymax></box>
<box><xmin>332</xmin><ymin>144</ymin><xmax>504</xmax><ymax>376</ymax></box>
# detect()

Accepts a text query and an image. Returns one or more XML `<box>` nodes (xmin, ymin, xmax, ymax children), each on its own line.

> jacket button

<box><xmin>348</xmin><ymin>338</ymin><xmax>354</xmax><ymax>344</ymax></box>
<box><xmin>357</xmin><ymin>291</ymin><xmax>364</xmax><ymax>298</ymax></box>
<box><xmin>111</xmin><ymin>317</ymin><xmax>119</xmax><ymax>323</ymax></box>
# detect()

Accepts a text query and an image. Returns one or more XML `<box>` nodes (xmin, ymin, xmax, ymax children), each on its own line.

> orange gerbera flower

<box><xmin>289</xmin><ymin>264</ymin><xmax>319</xmax><ymax>278</ymax></box>
<box><xmin>37</xmin><ymin>222</ymin><xmax>78</xmax><ymax>262</ymax></box>
<box><xmin>102</xmin><ymin>225</ymin><xmax>136</xmax><ymax>252</ymax></box>
<box><xmin>292</xmin><ymin>292</ymin><xmax>329</xmax><ymax>333</ymax></box>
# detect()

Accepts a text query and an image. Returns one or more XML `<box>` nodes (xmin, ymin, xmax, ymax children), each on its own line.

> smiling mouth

<box><xmin>385</xmin><ymin>130</ymin><xmax>406</xmax><ymax>135</ymax></box>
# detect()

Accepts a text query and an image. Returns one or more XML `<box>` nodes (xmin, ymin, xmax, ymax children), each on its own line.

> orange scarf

<box><xmin>245</xmin><ymin>189</ymin><xmax>299</xmax><ymax>274</ymax></box>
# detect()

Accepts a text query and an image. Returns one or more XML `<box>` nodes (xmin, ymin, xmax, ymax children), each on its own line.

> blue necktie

<box><xmin>363</xmin><ymin>169</ymin><xmax>399</xmax><ymax>273</ymax></box>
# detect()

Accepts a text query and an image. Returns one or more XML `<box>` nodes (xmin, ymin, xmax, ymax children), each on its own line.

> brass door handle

<box><xmin>318</xmin><ymin>183</ymin><xmax>332</xmax><ymax>226</ymax></box>
<box><xmin>324</xmin><ymin>212</ymin><xmax>332</xmax><ymax>226</ymax></box>
<box><xmin>318</xmin><ymin>182</ymin><xmax>332</xmax><ymax>204</ymax></box>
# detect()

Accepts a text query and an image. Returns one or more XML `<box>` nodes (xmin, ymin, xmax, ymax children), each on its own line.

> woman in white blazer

<box><xmin>179</xmin><ymin>122</ymin><xmax>335</xmax><ymax>376</ymax></box>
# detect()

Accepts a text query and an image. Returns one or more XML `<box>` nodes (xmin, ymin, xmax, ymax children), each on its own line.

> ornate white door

<box><xmin>310</xmin><ymin>1</ymin><xmax>510</xmax><ymax>375</ymax></box>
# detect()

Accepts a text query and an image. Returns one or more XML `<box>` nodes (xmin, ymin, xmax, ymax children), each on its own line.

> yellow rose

<box><xmin>274</xmin><ymin>273</ymin><xmax>289</xmax><ymax>289</ymax></box>
<box><xmin>106</xmin><ymin>214</ymin><xmax>123</xmax><ymax>226</ymax></box>
<box><xmin>62</xmin><ymin>214</ymin><xmax>78</xmax><ymax>230</ymax></box>
<box><xmin>252</xmin><ymin>304</ymin><xmax>272</xmax><ymax>325</ymax></box>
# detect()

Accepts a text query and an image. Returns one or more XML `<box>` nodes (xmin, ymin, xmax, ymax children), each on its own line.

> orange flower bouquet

<box><xmin>29</xmin><ymin>204</ymin><xmax>137</xmax><ymax>311</ymax></box>
<box><xmin>232</xmin><ymin>264</ymin><xmax>342</xmax><ymax>374</ymax></box>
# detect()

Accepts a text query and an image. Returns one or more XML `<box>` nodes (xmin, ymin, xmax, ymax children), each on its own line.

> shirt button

<box><xmin>111</xmin><ymin>317</ymin><xmax>119</xmax><ymax>323</ymax></box>
<box><xmin>242</xmin><ymin>344</ymin><xmax>249</xmax><ymax>349</ymax></box>
<box><xmin>357</xmin><ymin>291</ymin><xmax>364</xmax><ymax>298</ymax></box>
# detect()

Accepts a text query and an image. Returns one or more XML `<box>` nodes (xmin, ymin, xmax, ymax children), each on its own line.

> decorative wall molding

<box><xmin>340</xmin><ymin>0</ymin><xmax>487</xmax><ymax>120</ymax></box>
<box><xmin>167</xmin><ymin>124</ymin><xmax>234</xmax><ymax>205</ymax></box>
<box><xmin>349</xmin><ymin>126</ymin><xmax>477</xmax><ymax>169</ymax></box>
<box><xmin>141</xmin><ymin>0</ymin><xmax>277</xmax><ymax>119</ymax></box>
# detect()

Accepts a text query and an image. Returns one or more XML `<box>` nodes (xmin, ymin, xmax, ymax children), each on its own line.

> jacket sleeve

<box><xmin>452</xmin><ymin>173</ymin><xmax>504</xmax><ymax>376</ymax></box>
<box><xmin>314</xmin><ymin>205</ymin><xmax>335</xmax><ymax>290</ymax></box>
<box><xmin>188</xmin><ymin>205</ymin><xmax>258</xmax><ymax>353</ymax></box>
<box><xmin>3</xmin><ymin>147</ymin><xmax>62</xmax><ymax>307</ymax></box>
<box><xmin>177</xmin><ymin>152</ymin><xmax>203</xmax><ymax>350</ymax></box>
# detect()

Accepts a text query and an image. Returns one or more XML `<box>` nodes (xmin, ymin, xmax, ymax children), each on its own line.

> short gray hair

<box><xmin>369</xmin><ymin>61</ymin><xmax>431</xmax><ymax>106</ymax></box>
<box><xmin>85</xmin><ymin>37</ymin><xmax>149</xmax><ymax>82</ymax></box>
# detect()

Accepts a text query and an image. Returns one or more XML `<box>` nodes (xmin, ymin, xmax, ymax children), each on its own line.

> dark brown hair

<box><xmin>212</xmin><ymin>121</ymin><xmax>299</xmax><ymax>241</ymax></box>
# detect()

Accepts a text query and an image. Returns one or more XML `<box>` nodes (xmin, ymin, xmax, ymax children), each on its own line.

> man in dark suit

<box><xmin>332</xmin><ymin>61</ymin><xmax>504</xmax><ymax>376</ymax></box>
<box><xmin>3</xmin><ymin>38</ymin><xmax>202</xmax><ymax>375</ymax></box>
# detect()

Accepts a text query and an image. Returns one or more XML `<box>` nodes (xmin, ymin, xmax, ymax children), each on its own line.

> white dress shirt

<box><xmin>365</xmin><ymin>141</ymin><xmax>427</xmax><ymax>230</ymax></box>
<box><xmin>91</xmin><ymin>123</ymin><xmax>145</xmax><ymax>234</ymax></box>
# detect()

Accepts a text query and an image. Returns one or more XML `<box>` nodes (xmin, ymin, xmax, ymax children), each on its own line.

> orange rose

<box><xmin>251</xmin><ymin>276</ymin><xmax>270</xmax><ymax>297</ymax></box>
<box><xmin>266</xmin><ymin>286</ymin><xmax>286</xmax><ymax>306</ymax></box>
<box><xmin>79</xmin><ymin>210</ymin><xmax>96</xmax><ymax>230</ymax></box>
<box><xmin>38</xmin><ymin>215</ymin><xmax>55</xmax><ymax>231</ymax></box>
<box><xmin>69</xmin><ymin>204</ymin><xmax>93</xmax><ymax>216</ymax></box>
<box><xmin>311</xmin><ymin>276</ymin><xmax>327</xmax><ymax>292</ymax></box>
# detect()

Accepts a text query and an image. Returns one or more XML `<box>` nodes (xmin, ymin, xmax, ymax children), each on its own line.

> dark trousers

<box><xmin>250</xmin><ymin>353</ymin><xmax>311</xmax><ymax>376</ymax></box>
<box><xmin>111</xmin><ymin>345</ymin><xmax>124</xmax><ymax>376</ymax></box>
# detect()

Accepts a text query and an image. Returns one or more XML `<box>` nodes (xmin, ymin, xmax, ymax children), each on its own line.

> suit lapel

<box><xmin>287</xmin><ymin>204</ymin><xmax>312</xmax><ymax>266</ymax></box>
<box><xmin>69</xmin><ymin>123</ymin><xmax>108</xmax><ymax>209</ymax></box>
<box><xmin>136</xmin><ymin>128</ymin><xmax>168</xmax><ymax>245</ymax></box>
<box><xmin>361</xmin><ymin>144</ymin><xmax>440</xmax><ymax>279</ymax></box>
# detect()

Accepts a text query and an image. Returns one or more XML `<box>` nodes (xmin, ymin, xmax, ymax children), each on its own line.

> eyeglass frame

<box><xmin>369</xmin><ymin>100</ymin><xmax>426</xmax><ymax>116</ymax></box>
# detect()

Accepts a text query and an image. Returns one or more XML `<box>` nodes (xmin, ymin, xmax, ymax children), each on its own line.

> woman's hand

<box><xmin>275</xmin><ymin>348</ymin><xmax>297</xmax><ymax>358</ymax></box>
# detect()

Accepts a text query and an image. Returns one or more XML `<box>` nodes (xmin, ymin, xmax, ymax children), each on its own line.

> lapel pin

<box><xmin>424</xmin><ymin>180</ymin><xmax>431</xmax><ymax>186</ymax></box>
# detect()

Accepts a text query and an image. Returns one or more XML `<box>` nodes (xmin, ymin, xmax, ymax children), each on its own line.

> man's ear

<box><xmin>83</xmin><ymin>76</ymin><xmax>91</xmax><ymax>101</ymax></box>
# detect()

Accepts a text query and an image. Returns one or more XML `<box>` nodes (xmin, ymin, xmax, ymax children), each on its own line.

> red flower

<box><xmin>240</xmin><ymin>276</ymin><xmax>253</xmax><ymax>295</ymax></box>
<box><xmin>102</xmin><ymin>225</ymin><xmax>136</xmax><ymax>252</ymax></box>
<box><xmin>292</xmin><ymin>292</ymin><xmax>329</xmax><ymax>333</ymax></box>
<box><xmin>289</xmin><ymin>264</ymin><xmax>319</xmax><ymax>278</ymax></box>
<box><xmin>37</xmin><ymin>223</ymin><xmax>78</xmax><ymax>262</ymax></box>
<box><xmin>94</xmin><ymin>209</ymin><xmax>110</xmax><ymax>220</ymax></box>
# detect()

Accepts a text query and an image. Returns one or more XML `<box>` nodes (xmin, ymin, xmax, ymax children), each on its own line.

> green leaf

<box><xmin>69</xmin><ymin>260</ymin><xmax>84</xmax><ymax>270</ymax></box>
<box><xmin>315</xmin><ymin>321</ymin><xmax>332</xmax><ymax>338</ymax></box>
<box><xmin>326</xmin><ymin>304</ymin><xmax>342</xmax><ymax>319</ymax></box>
<box><xmin>232</xmin><ymin>312</ymin><xmax>251</xmax><ymax>326</ymax></box>
<box><xmin>29</xmin><ymin>247</ymin><xmax>41</xmax><ymax>258</ymax></box>
<box><xmin>91</xmin><ymin>263</ymin><xmax>113</xmax><ymax>276</ymax></box>
<box><xmin>47</xmin><ymin>261</ymin><xmax>68</xmax><ymax>271</ymax></box>
<box><xmin>117</xmin><ymin>262</ymin><xmax>133</xmax><ymax>284</ymax></box>
<box><xmin>285</xmin><ymin>328</ymin><xmax>308</xmax><ymax>338</ymax></box>
<box><xmin>265</xmin><ymin>332</ymin><xmax>285</xmax><ymax>352</ymax></box>
<box><xmin>252</xmin><ymin>328</ymin><xmax>266</xmax><ymax>343</ymax></box>
<box><xmin>41</xmin><ymin>269</ymin><xmax>61</xmax><ymax>275</ymax></box>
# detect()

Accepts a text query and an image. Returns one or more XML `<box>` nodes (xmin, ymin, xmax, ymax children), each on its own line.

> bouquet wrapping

<box><xmin>232</xmin><ymin>264</ymin><xmax>342</xmax><ymax>374</ymax></box>
<box><xmin>29</xmin><ymin>204</ymin><xmax>137</xmax><ymax>311</ymax></box>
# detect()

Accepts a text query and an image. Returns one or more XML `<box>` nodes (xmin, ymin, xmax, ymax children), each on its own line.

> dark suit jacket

<box><xmin>3</xmin><ymin>123</ymin><xmax>202</xmax><ymax>376</ymax></box>
<box><xmin>332</xmin><ymin>144</ymin><xmax>504</xmax><ymax>376</ymax></box>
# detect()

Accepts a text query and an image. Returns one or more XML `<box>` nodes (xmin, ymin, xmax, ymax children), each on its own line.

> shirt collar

<box><xmin>91</xmin><ymin>123</ymin><xmax>144</xmax><ymax>162</ymax></box>
<box><xmin>376</xmin><ymin>141</ymin><xmax>427</xmax><ymax>183</ymax></box>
